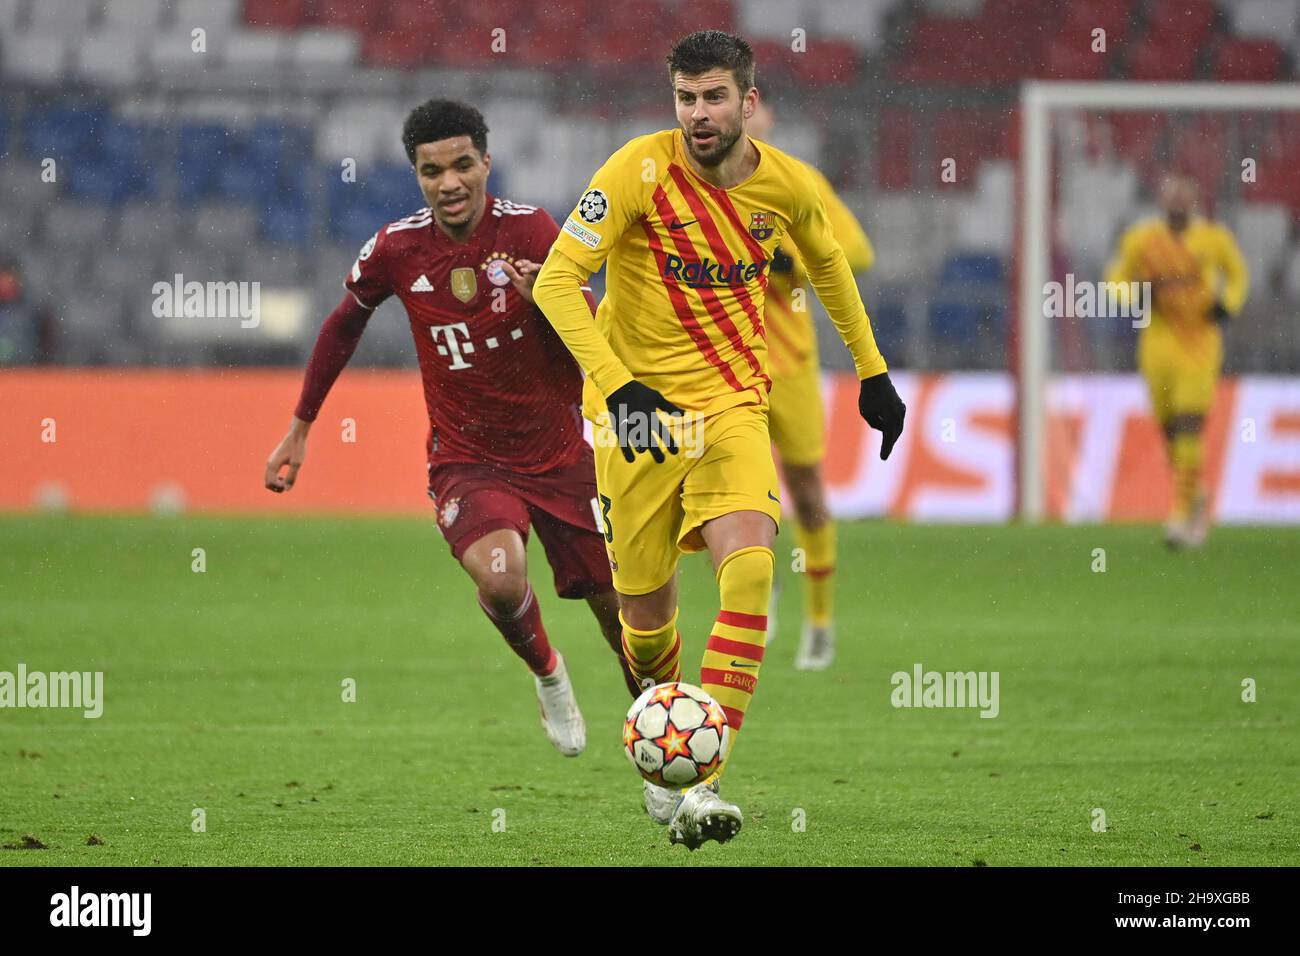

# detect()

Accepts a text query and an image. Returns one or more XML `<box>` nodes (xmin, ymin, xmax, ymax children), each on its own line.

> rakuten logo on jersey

<box><xmin>662</xmin><ymin>254</ymin><xmax>768</xmax><ymax>289</ymax></box>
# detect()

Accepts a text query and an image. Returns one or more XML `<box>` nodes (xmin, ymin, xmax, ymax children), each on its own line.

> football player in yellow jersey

<box><xmin>1104</xmin><ymin>175</ymin><xmax>1247</xmax><ymax>549</ymax></box>
<box><xmin>746</xmin><ymin>97</ymin><xmax>876</xmax><ymax>671</ymax></box>
<box><xmin>533</xmin><ymin>30</ymin><xmax>905</xmax><ymax>849</ymax></box>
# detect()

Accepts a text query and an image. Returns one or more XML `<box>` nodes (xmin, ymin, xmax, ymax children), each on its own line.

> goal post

<box><xmin>1016</xmin><ymin>81</ymin><xmax>1300</xmax><ymax>522</ymax></box>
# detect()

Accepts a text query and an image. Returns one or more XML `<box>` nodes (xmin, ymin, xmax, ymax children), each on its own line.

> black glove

<box><xmin>606</xmin><ymin>380</ymin><xmax>684</xmax><ymax>464</ymax></box>
<box><xmin>1210</xmin><ymin>301</ymin><xmax>1230</xmax><ymax>325</ymax></box>
<box><xmin>770</xmin><ymin>248</ymin><xmax>794</xmax><ymax>274</ymax></box>
<box><xmin>858</xmin><ymin>371</ymin><xmax>906</xmax><ymax>461</ymax></box>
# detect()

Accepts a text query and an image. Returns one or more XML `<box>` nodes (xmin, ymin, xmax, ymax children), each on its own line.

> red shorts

<box><xmin>427</xmin><ymin>448</ymin><xmax>613</xmax><ymax>599</ymax></box>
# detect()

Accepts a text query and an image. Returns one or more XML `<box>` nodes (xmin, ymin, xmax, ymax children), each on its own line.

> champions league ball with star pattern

<box><xmin>623</xmin><ymin>682</ymin><xmax>731</xmax><ymax>788</ymax></box>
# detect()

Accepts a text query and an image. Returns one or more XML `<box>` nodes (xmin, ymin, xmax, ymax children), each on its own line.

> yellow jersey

<box><xmin>765</xmin><ymin>163</ymin><xmax>875</xmax><ymax>378</ymax></box>
<box><xmin>1104</xmin><ymin>215</ymin><xmax>1248</xmax><ymax>354</ymax></box>
<box><xmin>537</xmin><ymin>128</ymin><xmax>887</xmax><ymax>424</ymax></box>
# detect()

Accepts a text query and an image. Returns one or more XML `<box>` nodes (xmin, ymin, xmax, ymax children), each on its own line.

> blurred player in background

<box><xmin>264</xmin><ymin>100</ymin><xmax>641</xmax><ymax>760</ymax></box>
<box><xmin>746</xmin><ymin>96</ymin><xmax>876</xmax><ymax>671</ymax></box>
<box><xmin>533</xmin><ymin>31</ymin><xmax>905</xmax><ymax>849</ymax></box>
<box><xmin>1105</xmin><ymin>174</ymin><xmax>1248</xmax><ymax>549</ymax></box>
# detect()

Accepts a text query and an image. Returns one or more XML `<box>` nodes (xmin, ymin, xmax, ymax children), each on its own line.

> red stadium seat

<box><xmin>1146</xmin><ymin>0</ymin><xmax>1217</xmax><ymax>51</ymax></box>
<box><xmin>1040</xmin><ymin>29</ymin><xmax>1111</xmax><ymax>80</ymax></box>
<box><xmin>1213</xmin><ymin>38</ymin><xmax>1283</xmax><ymax>82</ymax></box>
<box><xmin>1126</xmin><ymin>32</ymin><xmax>1199</xmax><ymax>80</ymax></box>
<box><xmin>791</xmin><ymin>39</ymin><xmax>859</xmax><ymax>87</ymax></box>
<box><xmin>362</xmin><ymin>30</ymin><xmax>436</xmax><ymax>68</ymax></box>
<box><xmin>243</xmin><ymin>0</ymin><xmax>310</xmax><ymax>29</ymax></box>
<box><xmin>314</xmin><ymin>0</ymin><xmax>381</xmax><ymax>32</ymax></box>
<box><xmin>876</xmin><ymin>108</ymin><xmax>914</xmax><ymax>190</ymax></box>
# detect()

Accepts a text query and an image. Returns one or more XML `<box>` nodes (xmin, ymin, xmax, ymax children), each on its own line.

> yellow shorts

<box><xmin>1138</xmin><ymin>323</ymin><xmax>1222</xmax><ymax>425</ymax></box>
<box><xmin>768</xmin><ymin>359</ymin><xmax>826</xmax><ymax>467</ymax></box>
<box><xmin>593</xmin><ymin>403</ymin><xmax>782</xmax><ymax>595</ymax></box>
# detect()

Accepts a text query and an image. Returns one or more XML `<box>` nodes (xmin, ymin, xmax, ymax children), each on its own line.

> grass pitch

<box><xmin>1</xmin><ymin>515</ymin><xmax>1297</xmax><ymax>866</ymax></box>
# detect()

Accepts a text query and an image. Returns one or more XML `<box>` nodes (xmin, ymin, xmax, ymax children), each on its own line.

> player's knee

<box><xmin>476</xmin><ymin>575</ymin><xmax>530</xmax><ymax>616</ymax></box>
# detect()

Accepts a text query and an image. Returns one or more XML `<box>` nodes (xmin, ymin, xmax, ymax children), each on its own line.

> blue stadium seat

<box><xmin>177</xmin><ymin>122</ymin><xmax>236</xmax><ymax>203</ymax></box>
<box><xmin>259</xmin><ymin>192</ymin><xmax>311</xmax><ymax>246</ymax></box>
<box><xmin>938</xmin><ymin>252</ymin><xmax>1006</xmax><ymax>284</ymax></box>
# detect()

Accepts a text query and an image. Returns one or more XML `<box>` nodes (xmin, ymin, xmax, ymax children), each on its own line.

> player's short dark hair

<box><xmin>666</xmin><ymin>30</ymin><xmax>756</xmax><ymax>95</ymax></box>
<box><xmin>401</xmin><ymin>99</ymin><xmax>489</xmax><ymax>165</ymax></box>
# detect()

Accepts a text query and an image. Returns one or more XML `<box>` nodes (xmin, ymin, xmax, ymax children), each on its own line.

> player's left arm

<box><xmin>787</xmin><ymin>170</ymin><xmax>905</xmax><ymax>459</ymax></box>
<box><xmin>1211</xmin><ymin>224</ymin><xmax>1249</xmax><ymax>324</ymax></box>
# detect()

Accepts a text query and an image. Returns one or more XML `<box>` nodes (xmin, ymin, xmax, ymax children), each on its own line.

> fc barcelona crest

<box><xmin>450</xmin><ymin>267</ymin><xmax>478</xmax><ymax>302</ymax></box>
<box><xmin>749</xmin><ymin>211</ymin><xmax>775</xmax><ymax>241</ymax></box>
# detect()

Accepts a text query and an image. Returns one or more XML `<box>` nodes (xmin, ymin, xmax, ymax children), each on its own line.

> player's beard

<box><xmin>686</xmin><ymin>116</ymin><xmax>743</xmax><ymax>168</ymax></box>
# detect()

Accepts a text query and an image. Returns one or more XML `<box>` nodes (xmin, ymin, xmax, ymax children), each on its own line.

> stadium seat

<box><xmin>816</xmin><ymin>0</ymin><xmax>897</xmax><ymax>52</ymax></box>
<box><xmin>1126</xmin><ymin>32</ymin><xmax>1200</xmax><ymax>80</ymax></box>
<box><xmin>314</xmin><ymin>0</ymin><xmax>382</xmax><ymax>32</ymax></box>
<box><xmin>42</xmin><ymin>202</ymin><xmax>113</xmax><ymax>251</ymax></box>
<box><xmin>151</xmin><ymin>31</ymin><xmax>218</xmax><ymax>75</ymax></box>
<box><xmin>242</xmin><ymin>0</ymin><xmax>311</xmax><ymax>30</ymax></box>
<box><xmin>1228</xmin><ymin>0</ymin><xmax>1300</xmax><ymax>41</ymax></box>
<box><xmin>1147</xmin><ymin>0</ymin><xmax>1217</xmax><ymax>50</ymax></box>
<box><xmin>940</xmin><ymin>252</ymin><xmax>1005</xmax><ymax>284</ymax></box>
<box><xmin>223</xmin><ymin>30</ymin><xmax>289</xmax><ymax>69</ymax></box>
<box><xmin>738</xmin><ymin>0</ymin><xmax>810</xmax><ymax>41</ymax></box>
<box><xmin>1040</xmin><ymin>32</ymin><xmax>1111</xmax><ymax>80</ymax></box>
<box><xmin>27</xmin><ymin>0</ymin><xmax>96</xmax><ymax>31</ymax></box>
<box><xmin>292</xmin><ymin>28</ymin><xmax>361</xmax><ymax>69</ymax></box>
<box><xmin>1213</xmin><ymin>37</ymin><xmax>1284</xmax><ymax>80</ymax></box>
<box><xmin>176</xmin><ymin>0</ymin><xmax>243</xmax><ymax>30</ymax></box>
<box><xmin>75</xmin><ymin>33</ymin><xmax>146</xmax><ymax>87</ymax></box>
<box><xmin>876</xmin><ymin>108</ymin><xmax>915</xmax><ymax>190</ymax></box>
<box><xmin>101</xmin><ymin>0</ymin><xmax>168</xmax><ymax>33</ymax></box>
<box><xmin>193</xmin><ymin>203</ymin><xmax>260</xmax><ymax>247</ymax></box>
<box><xmin>2</xmin><ymin>33</ymin><xmax>70</xmax><ymax>84</ymax></box>
<box><xmin>792</xmin><ymin>39</ymin><xmax>860</xmax><ymax>86</ymax></box>
<box><xmin>0</xmin><ymin>0</ymin><xmax>22</xmax><ymax>34</ymax></box>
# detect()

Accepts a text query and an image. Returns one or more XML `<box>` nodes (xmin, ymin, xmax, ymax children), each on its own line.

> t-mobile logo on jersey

<box><xmin>430</xmin><ymin>323</ymin><xmax>475</xmax><ymax>369</ymax></box>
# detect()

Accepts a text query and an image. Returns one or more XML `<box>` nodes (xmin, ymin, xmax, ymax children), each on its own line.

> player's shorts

<box><xmin>593</xmin><ymin>402</ymin><xmax>782</xmax><ymax>596</ymax></box>
<box><xmin>1138</xmin><ymin>322</ymin><xmax>1223</xmax><ymax>425</ymax></box>
<box><xmin>427</xmin><ymin>448</ymin><xmax>612</xmax><ymax>599</ymax></box>
<box><xmin>768</xmin><ymin>359</ymin><xmax>826</xmax><ymax>467</ymax></box>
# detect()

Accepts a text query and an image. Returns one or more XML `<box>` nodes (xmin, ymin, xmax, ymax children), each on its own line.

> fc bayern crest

<box><xmin>578</xmin><ymin>188</ymin><xmax>609</xmax><ymax>224</ymax></box>
<box><xmin>749</xmin><ymin>211</ymin><xmax>774</xmax><ymax>241</ymax></box>
<box><xmin>482</xmin><ymin>254</ymin><xmax>513</xmax><ymax>287</ymax></box>
<box><xmin>439</xmin><ymin>497</ymin><xmax>461</xmax><ymax>528</ymax></box>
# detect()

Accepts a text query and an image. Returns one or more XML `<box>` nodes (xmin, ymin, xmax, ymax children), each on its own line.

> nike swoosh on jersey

<box><xmin>668</xmin><ymin>219</ymin><xmax>698</xmax><ymax>230</ymax></box>
<box><xmin>767</xmin><ymin>490</ymin><xmax>780</xmax><ymax>503</ymax></box>
<box><xmin>730</xmin><ymin>660</ymin><xmax>759</xmax><ymax>668</ymax></box>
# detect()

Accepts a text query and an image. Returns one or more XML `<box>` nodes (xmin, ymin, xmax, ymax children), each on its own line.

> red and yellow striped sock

<box><xmin>699</xmin><ymin>545</ymin><xmax>774</xmax><ymax>779</ymax></box>
<box><xmin>795</xmin><ymin>520</ymin><xmax>836</xmax><ymax>627</ymax></box>
<box><xmin>619</xmin><ymin>609</ymin><xmax>682</xmax><ymax>690</ymax></box>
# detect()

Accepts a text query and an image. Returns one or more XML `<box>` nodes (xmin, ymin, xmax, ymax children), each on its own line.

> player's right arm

<box><xmin>264</xmin><ymin>230</ymin><xmax>392</xmax><ymax>492</ymax></box>
<box><xmin>534</xmin><ymin>137</ymin><xmax>683</xmax><ymax>463</ymax></box>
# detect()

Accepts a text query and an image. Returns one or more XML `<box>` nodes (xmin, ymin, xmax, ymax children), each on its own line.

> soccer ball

<box><xmin>623</xmin><ymin>682</ymin><xmax>730</xmax><ymax>788</ymax></box>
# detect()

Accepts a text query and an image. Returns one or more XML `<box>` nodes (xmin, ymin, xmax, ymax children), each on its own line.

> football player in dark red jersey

<box><xmin>264</xmin><ymin>99</ymin><xmax>639</xmax><ymax>757</ymax></box>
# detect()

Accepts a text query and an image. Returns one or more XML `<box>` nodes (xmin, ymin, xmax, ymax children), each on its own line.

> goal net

<box><xmin>1017</xmin><ymin>81</ymin><xmax>1300</xmax><ymax>523</ymax></box>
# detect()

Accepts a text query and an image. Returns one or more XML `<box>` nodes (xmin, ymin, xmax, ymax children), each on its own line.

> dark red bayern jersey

<box><xmin>346</xmin><ymin>194</ymin><xmax>590</xmax><ymax>474</ymax></box>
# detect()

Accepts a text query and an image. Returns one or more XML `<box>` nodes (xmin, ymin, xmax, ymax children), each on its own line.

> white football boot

<box><xmin>643</xmin><ymin>781</ymin><xmax>680</xmax><ymax>825</ymax></box>
<box><xmin>644</xmin><ymin>775</ymin><xmax>718</xmax><ymax>825</ymax></box>
<box><xmin>794</xmin><ymin>620</ymin><xmax>835</xmax><ymax>671</ymax></box>
<box><xmin>668</xmin><ymin>781</ymin><xmax>742</xmax><ymax>849</ymax></box>
<box><xmin>1184</xmin><ymin>492</ymin><xmax>1209</xmax><ymax>548</ymax></box>
<box><xmin>534</xmin><ymin>652</ymin><xmax>585</xmax><ymax>757</ymax></box>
